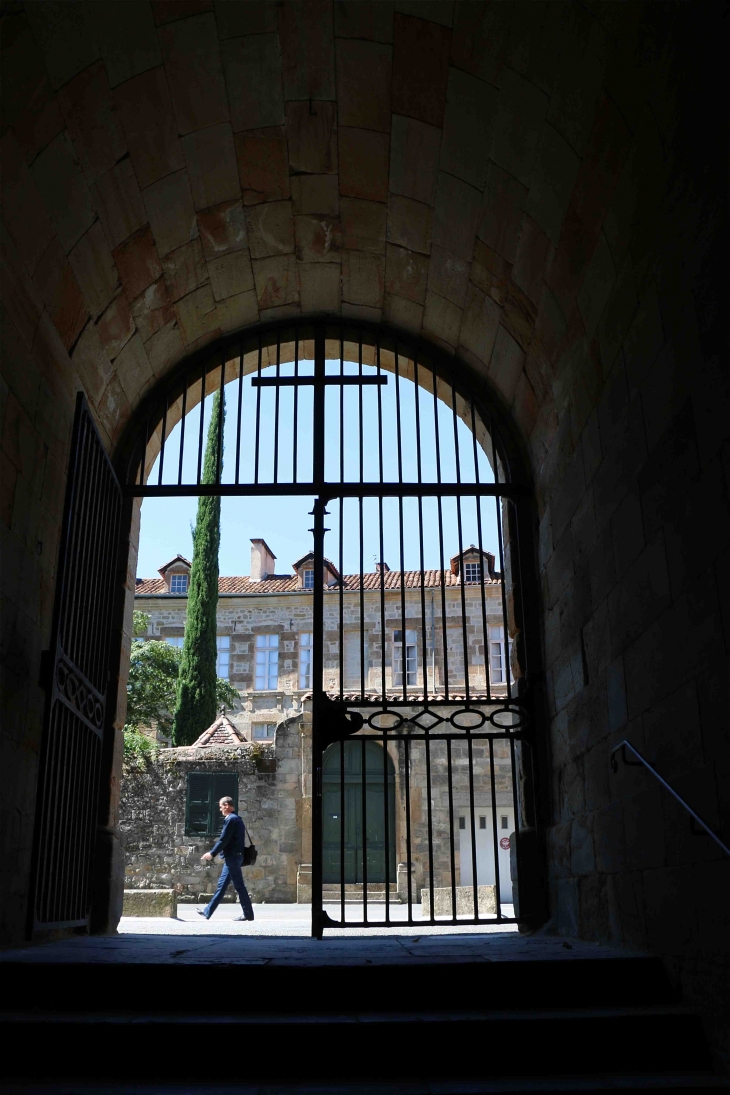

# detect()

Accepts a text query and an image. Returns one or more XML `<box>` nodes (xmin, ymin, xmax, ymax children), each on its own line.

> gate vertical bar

<box><xmin>311</xmin><ymin>328</ymin><xmax>326</xmax><ymax>938</ymax></box>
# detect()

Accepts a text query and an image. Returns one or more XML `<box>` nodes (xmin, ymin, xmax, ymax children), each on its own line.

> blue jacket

<box><xmin>209</xmin><ymin>812</ymin><xmax>246</xmax><ymax>859</ymax></box>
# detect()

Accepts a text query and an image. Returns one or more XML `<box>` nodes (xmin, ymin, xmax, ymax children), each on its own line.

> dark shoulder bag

<box><xmin>242</xmin><ymin>826</ymin><xmax>257</xmax><ymax>866</ymax></box>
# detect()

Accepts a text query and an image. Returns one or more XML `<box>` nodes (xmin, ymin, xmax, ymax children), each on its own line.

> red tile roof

<box><xmin>135</xmin><ymin>569</ymin><xmax>501</xmax><ymax>595</ymax></box>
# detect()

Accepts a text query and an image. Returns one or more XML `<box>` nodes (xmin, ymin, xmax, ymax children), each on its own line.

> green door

<box><xmin>322</xmin><ymin>739</ymin><xmax>396</xmax><ymax>884</ymax></box>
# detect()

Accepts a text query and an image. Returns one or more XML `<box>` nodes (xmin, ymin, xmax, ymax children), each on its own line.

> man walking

<box><xmin>198</xmin><ymin>797</ymin><xmax>255</xmax><ymax>922</ymax></box>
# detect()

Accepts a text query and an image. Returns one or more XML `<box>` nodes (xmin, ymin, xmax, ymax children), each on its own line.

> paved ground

<box><xmin>0</xmin><ymin>904</ymin><xmax>635</xmax><ymax>965</ymax></box>
<box><xmin>118</xmin><ymin>901</ymin><xmax>520</xmax><ymax>937</ymax></box>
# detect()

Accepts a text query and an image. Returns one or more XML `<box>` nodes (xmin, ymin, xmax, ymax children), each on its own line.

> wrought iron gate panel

<box><xmin>30</xmin><ymin>394</ymin><xmax>122</xmax><ymax>931</ymax></box>
<box><xmin>119</xmin><ymin>322</ymin><xmax>537</xmax><ymax>937</ymax></box>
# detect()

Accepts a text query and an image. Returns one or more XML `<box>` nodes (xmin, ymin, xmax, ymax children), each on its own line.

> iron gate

<box><xmin>121</xmin><ymin>322</ymin><xmax>537</xmax><ymax>936</ymax></box>
<box><xmin>30</xmin><ymin>394</ymin><xmax>123</xmax><ymax>932</ymax></box>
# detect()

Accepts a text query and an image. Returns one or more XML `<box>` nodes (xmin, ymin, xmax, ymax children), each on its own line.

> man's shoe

<box><xmin>234</xmin><ymin>914</ymin><xmax>255</xmax><ymax>921</ymax></box>
<box><xmin>197</xmin><ymin>910</ymin><xmax>209</xmax><ymax>918</ymax></box>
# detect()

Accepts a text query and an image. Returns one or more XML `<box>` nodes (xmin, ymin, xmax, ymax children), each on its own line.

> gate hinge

<box><xmin>39</xmin><ymin>650</ymin><xmax>52</xmax><ymax>690</ymax></box>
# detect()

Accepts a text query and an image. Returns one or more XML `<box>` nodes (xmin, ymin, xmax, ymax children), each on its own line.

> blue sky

<box><xmin>137</xmin><ymin>360</ymin><xmax>501</xmax><ymax>579</ymax></box>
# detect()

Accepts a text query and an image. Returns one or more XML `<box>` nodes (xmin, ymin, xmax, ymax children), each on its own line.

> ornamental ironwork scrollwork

<box><xmin>55</xmin><ymin>658</ymin><xmax>104</xmax><ymax>732</ymax></box>
<box><xmin>362</xmin><ymin>704</ymin><xmax>529</xmax><ymax>733</ymax></box>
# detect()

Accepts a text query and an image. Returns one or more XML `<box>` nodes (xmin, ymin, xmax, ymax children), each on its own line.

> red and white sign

<box><xmin>499</xmin><ymin>836</ymin><xmax>510</xmax><ymax>850</ymax></box>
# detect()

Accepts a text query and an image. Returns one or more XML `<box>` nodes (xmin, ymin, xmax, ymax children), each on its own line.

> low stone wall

<box><xmin>122</xmin><ymin>889</ymin><xmax>177</xmax><ymax>917</ymax></box>
<box><xmin>120</xmin><ymin>716</ymin><xmax>305</xmax><ymax>903</ymax></box>
<box><xmin>421</xmin><ymin>884</ymin><xmax>496</xmax><ymax>917</ymax></box>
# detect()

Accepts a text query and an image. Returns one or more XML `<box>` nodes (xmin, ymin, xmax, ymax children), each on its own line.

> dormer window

<box><xmin>464</xmin><ymin>562</ymin><xmax>482</xmax><ymax>584</ymax></box>
<box><xmin>302</xmin><ymin>569</ymin><xmax>314</xmax><ymax>589</ymax></box>
<box><xmin>170</xmin><ymin>574</ymin><xmax>188</xmax><ymax>594</ymax></box>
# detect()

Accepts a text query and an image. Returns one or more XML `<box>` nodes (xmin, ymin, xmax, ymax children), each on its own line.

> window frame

<box><xmin>216</xmin><ymin>634</ymin><xmax>230</xmax><ymax>678</ymax></box>
<box><xmin>255</xmin><ymin>633</ymin><xmax>279</xmax><ymax>690</ymax></box>
<box><xmin>170</xmin><ymin>573</ymin><xmax>188</xmax><ymax>593</ymax></box>
<box><xmin>302</xmin><ymin>568</ymin><xmax>315</xmax><ymax>589</ymax></box>
<box><xmin>184</xmin><ymin>772</ymin><xmax>238</xmax><ymax>838</ymax></box>
<box><xmin>393</xmin><ymin>628</ymin><xmax>418</xmax><ymax>687</ymax></box>
<box><xmin>463</xmin><ymin>561</ymin><xmax>482</xmax><ymax>584</ymax></box>
<box><xmin>298</xmin><ymin>632</ymin><xmax>312</xmax><ymax>690</ymax></box>
<box><xmin>252</xmin><ymin>722</ymin><xmax>277</xmax><ymax>741</ymax></box>
<box><xmin>489</xmin><ymin>625</ymin><xmax>514</xmax><ymax>685</ymax></box>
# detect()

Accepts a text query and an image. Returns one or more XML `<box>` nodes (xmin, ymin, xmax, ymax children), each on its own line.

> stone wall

<box><xmin>120</xmin><ymin>715</ymin><xmax>304</xmax><ymax>903</ymax></box>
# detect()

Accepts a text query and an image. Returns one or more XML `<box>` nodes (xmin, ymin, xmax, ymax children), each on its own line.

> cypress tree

<box><xmin>172</xmin><ymin>389</ymin><xmax>224</xmax><ymax>745</ymax></box>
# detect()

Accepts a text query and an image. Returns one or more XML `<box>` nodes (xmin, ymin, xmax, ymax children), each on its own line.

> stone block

<box><xmin>143</xmin><ymin>170</ymin><xmax>198</xmax><ymax>258</ymax></box>
<box><xmin>32</xmin><ymin>239</ymin><xmax>87</xmax><ymax>352</ymax></box>
<box><xmin>392</xmin><ymin>14</ymin><xmax>450</xmax><ymax>128</ymax></box>
<box><xmin>342</xmin><ymin>251</ymin><xmax>384</xmax><ymax>309</ymax></box>
<box><xmin>197</xmin><ymin>201</ymin><xmax>248</xmax><ymax>261</ymax></box>
<box><xmin>122</xmin><ymin>888</ymin><xmax>177</xmax><ymax>917</ymax></box>
<box><xmin>421</xmin><ymin>885</ymin><xmax>496</xmax><ymax>917</ymax></box>
<box><xmin>91</xmin><ymin>160</ymin><xmax>147</xmax><ymax>251</ymax></box>
<box><xmin>340</xmin><ymin>199</ymin><xmax>386</xmax><ymax>254</ymax></box>
<box><xmin>25</xmin><ymin>0</ymin><xmax>99</xmax><ymax>91</ymax></box>
<box><xmin>253</xmin><ymin>254</ymin><xmax>299</xmax><ymax>310</ymax></box>
<box><xmin>278</xmin><ymin>0</ymin><xmax>335</xmax><ymax>100</ymax></box>
<box><xmin>387</xmin><ymin>195</ymin><xmax>432</xmax><ymax>256</ymax></box>
<box><xmin>492</xmin><ymin>69</ymin><xmax>548</xmax><ymax>190</ymax></box>
<box><xmin>440</xmin><ymin>68</ymin><xmax>495</xmax><ymax>190</ymax></box>
<box><xmin>30</xmin><ymin>132</ymin><xmax>96</xmax><ymax>255</ymax></box>
<box><xmin>299</xmin><ymin>262</ymin><xmax>340</xmax><ymax>314</ymax></box>
<box><xmin>97</xmin><ymin>293</ymin><xmax>135</xmax><ymax>362</ymax></box>
<box><xmin>158</xmin><ymin>13</ymin><xmax>228</xmax><ymax>135</ymax></box>
<box><xmin>1</xmin><ymin>14</ymin><xmax>65</xmax><ymax>165</ymax></box>
<box><xmin>130</xmin><ymin>277</ymin><xmax>175</xmax><ymax>343</ymax></box>
<box><xmin>216</xmin><ymin>291</ymin><xmax>258</xmax><ymax>334</ymax></box>
<box><xmin>339</xmin><ymin>128</ymin><xmax>390</xmax><ymax>202</ymax></box>
<box><xmin>286</xmin><ymin>101</ymin><xmax>337</xmax><ymax>177</ymax></box>
<box><xmin>158</xmin><ymin>237</ymin><xmax>206</xmax><ymax>302</ymax></box>
<box><xmin>294</xmin><ymin>216</ymin><xmax>342</xmax><ymax>264</ymax></box>
<box><xmin>383</xmin><ymin>294</ymin><xmax>423</xmax><ymax>335</ymax></box>
<box><xmin>384</xmin><ymin>244</ymin><xmax>428</xmax><ymax>305</ymax></box>
<box><xmin>334</xmin><ymin>1</ymin><xmax>394</xmax><ymax>42</ymax></box>
<box><xmin>207</xmin><ymin>251</ymin><xmax>254</xmax><ymax>302</ymax></box>
<box><xmin>236</xmin><ymin>129</ymin><xmax>291</xmax><ymax>209</ymax></box>
<box><xmin>174</xmin><ymin>284</ymin><xmax>218</xmax><ymax>346</ymax></box>
<box><xmin>89</xmin><ymin>0</ymin><xmax>161</xmax><ymax>88</ymax></box>
<box><xmin>69</xmin><ymin>222</ymin><xmax>120</xmax><ymax>319</ymax></box>
<box><xmin>114</xmin><ymin>226</ymin><xmax>163</xmax><ymax>303</ymax></box>
<box><xmin>222</xmin><ymin>33</ymin><xmax>284</xmax><ymax>132</ymax></box>
<box><xmin>57</xmin><ymin>62</ymin><xmax>126</xmax><ymax>187</ymax></box>
<box><xmin>526</xmin><ymin>123</ymin><xmax>580</xmax><ymax>247</ymax></box>
<box><xmin>291</xmin><ymin>176</ymin><xmax>340</xmax><ymax>218</ymax></box>
<box><xmin>336</xmin><ymin>39</ymin><xmax>391</xmax><ymax>132</ymax></box>
<box><xmin>182</xmin><ymin>123</ymin><xmax>240</xmax><ymax>211</ymax></box>
<box><xmin>114</xmin><ymin>66</ymin><xmax>185</xmax><ymax>191</ymax></box>
<box><xmin>427</xmin><ymin>245</ymin><xmax>470</xmax><ymax>308</ymax></box>
<box><xmin>459</xmin><ymin>285</ymin><xmax>500</xmax><ymax>367</ymax></box>
<box><xmin>389</xmin><ymin>115</ymin><xmax>440</xmax><ymax>207</ymax></box>
<box><xmin>478</xmin><ymin>163</ymin><xmax>528</xmax><ymax>266</ymax></box>
<box><xmin>245</xmin><ymin>201</ymin><xmax>294</xmax><ymax>259</ymax></box>
<box><xmin>115</xmin><ymin>333</ymin><xmax>154</xmax><ymax>403</ymax></box>
<box><xmin>422</xmin><ymin>291</ymin><xmax>461</xmax><ymax>350</ymax></box>
<box><xmin>432</xmin><ymin>173</ymin><xmax>481</xmax><ymax>262</ymax></box>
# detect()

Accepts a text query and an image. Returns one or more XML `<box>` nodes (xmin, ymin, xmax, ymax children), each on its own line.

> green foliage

<box><xmin>172</xmin><ymin>390</ymin><xmax>225</xmax><ymax>746</ymax></box>
<box><xmin>123</xmin><ymin>726</ymin><xmax>158</xmax><ymax>771</ymax></box>
<box><xmin>126</xmin><ymin>637</ymin><xmax>238</xmax><ymax>741</ymax></box>
<box><xmin>126</xmin><ymin>638</ymin><xmax>182</xmax><ymax>738</ymax></box>
<box><xmin>133</xmin><ymin>610</ymin><xmax>150</xmax><ymax>637</ymax></box>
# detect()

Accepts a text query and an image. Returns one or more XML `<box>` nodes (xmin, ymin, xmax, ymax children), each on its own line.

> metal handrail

<box><xmin>611</xmin><ymin>740</ymin><xmax>730</xmax><ymax>857</ymax></box>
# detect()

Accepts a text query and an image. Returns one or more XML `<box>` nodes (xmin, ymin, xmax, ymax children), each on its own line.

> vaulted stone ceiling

<box><xmin>3</xmin><ymin>0</ymin><xmax>708</xmax><ymax>501</ymax></box>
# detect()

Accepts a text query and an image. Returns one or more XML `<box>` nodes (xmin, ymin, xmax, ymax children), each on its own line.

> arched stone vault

<box><xmin>1</xmin><ymin>0</ymin><xmax>728</xmax><ymax>1048</ymax></box>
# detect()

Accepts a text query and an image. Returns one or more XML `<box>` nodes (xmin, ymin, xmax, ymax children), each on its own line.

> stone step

<box><xmin>0</xmin><ymin>1006</ymin><xmax>713</xmax><ymax>1083</ymax></box>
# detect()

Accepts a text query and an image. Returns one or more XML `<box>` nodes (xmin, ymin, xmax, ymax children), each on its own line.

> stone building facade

<box><xmin>126</xmin><ymin>537</ymin><xmax>516</xmax><ymax>904</ymax></box>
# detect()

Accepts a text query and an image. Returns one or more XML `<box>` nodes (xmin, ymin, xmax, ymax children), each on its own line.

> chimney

<box><xmin>375</xmin><ymin>561</ymin><xmax>390</xmax><ymax>572</ymax></box>
<box><xmin>250</xmin><ymin>538</ymin><xmax>276</xmax><ymax>581</ymax></box>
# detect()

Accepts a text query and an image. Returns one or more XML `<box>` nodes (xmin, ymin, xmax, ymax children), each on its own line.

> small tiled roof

<box><xmin>135</xmin><ymin>568</ymin><xmax>501</xmax><ymax>595</ymax></box>
<box><xmin>157</xmin><ymin>554</ymin><xmax>192</xmax><ymax>576</ymax></box>
<box><xmin>190</xmin><ymin>712</ymin><xmax>246</xmax><ymax>748</ymax></box>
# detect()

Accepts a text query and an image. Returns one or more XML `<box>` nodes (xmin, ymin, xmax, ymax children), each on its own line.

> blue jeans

<box><xmin>204</xmin><ymin>854</ymin><xmax>254</xmax><ymax>919</ymax></box>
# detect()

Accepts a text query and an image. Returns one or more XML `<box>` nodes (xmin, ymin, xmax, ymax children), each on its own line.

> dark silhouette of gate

<box><xmin>116</xmin><ymin>321</ymin><xmax>541</xmax><ymax>937</ymax></box>
<box><xmin>30</xmin><ymin>395</ymin><xmax>123</xmax><ymax>933</ymax></box>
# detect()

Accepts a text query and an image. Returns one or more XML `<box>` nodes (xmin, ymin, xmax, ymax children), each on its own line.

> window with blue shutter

<box><xmin>185</xmin><ymin>772</ymin><xmax>238</xmax><ymax>837</ymax></box>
